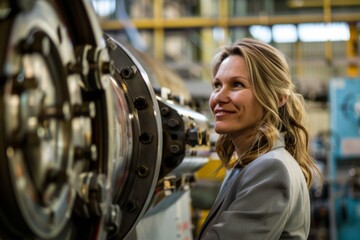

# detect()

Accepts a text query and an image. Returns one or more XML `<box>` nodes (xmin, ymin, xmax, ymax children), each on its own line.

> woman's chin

<box><xmin>214</xmin><ymin>126</ymin><xmax>231</xmax><ymax>135</ymax></box>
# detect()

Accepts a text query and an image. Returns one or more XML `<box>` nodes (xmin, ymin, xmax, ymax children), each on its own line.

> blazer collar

<box><xmin>272</xmin><ymin>132</ymin><xmax>285</xmax><ymax>150</ymax></box>
<box><xmin>197</xmin><ymin>133</ymin><xmax>285</xmax><ymax>239</ymax></box>
<box><xmin>197</xmin><ymin>168</ymin><xmax>241</xmax><ymax>239</ymax></box>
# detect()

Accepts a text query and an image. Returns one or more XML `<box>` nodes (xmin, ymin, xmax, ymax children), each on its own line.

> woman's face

<box><xmin>209</xmin><ymin>55</ymin><xmax>263</xmax><ymax>138</ymax></box>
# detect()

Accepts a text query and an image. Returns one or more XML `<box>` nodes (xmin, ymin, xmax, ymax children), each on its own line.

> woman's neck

<box><xmin>230</xmin><ymin>129</ymin><xmax>257</xmax><ymax>157</ymax></box>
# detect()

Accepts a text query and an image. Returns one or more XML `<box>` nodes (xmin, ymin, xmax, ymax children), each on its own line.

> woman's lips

<box><xmin>214</xmin><ymin>109</ymin><xmax>235</xmax><ymax>118</ymax></box>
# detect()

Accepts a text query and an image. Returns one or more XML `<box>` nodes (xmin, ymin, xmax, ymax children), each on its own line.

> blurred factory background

<box><xmin>92</xmin><ymin>1</ymin><xmax>360</xmax><ymax>239</ymax></box>
<box><xmin>0</xmin><ymin>0</ymin><xmax>359</xmax><ymax>240</ymax></box>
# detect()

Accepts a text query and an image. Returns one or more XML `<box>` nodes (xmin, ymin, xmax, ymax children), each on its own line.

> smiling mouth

<box><xmin>214</xmin><ymin>110</ymin><xmax>235</xmax><ymax>118</ymax></box>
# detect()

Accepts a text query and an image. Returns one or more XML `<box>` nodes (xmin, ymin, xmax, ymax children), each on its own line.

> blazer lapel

<box><xmin>197</xmin><ymin>187</ymin><xmax>227</xmax><ymax>239</ymax></box>
<box><xmin>197</xmin><ymin>169</ymin><xmax>240</xmax><ymax>239</ymax></box>
<box><xmin>197</xmin><ymin>134</ymin><xmax>285</xmax><ymax>239</ymax></box>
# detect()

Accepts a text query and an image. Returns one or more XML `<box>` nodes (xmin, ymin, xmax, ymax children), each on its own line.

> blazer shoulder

<box><xmin>240</xmin><ymin>148</ymin><xmax>306</xmax><ymax>193</ymax></box>
<box><xmin>245</xmin><ymin>148</ymin><xmax>293</xmax><ymax>173</ymax></box>
<box><xmin>236</xmin><ymin>148</ymin><xmax>300</xmax><ymax>189</ymax></box>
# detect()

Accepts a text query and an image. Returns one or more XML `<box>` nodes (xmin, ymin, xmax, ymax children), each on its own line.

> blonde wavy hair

<box><xmin>212</xmin><ymin>38</ymin><xmax>320</xmax><ymax>188</ymax></box>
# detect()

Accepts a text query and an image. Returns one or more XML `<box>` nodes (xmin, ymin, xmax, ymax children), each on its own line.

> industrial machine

<box><xmin>329</xmin><ymin>78</ymin><xmax>360</xmax><ymax>240</ymax></box>
<box><xmin>0</xmin><ymin>0</ymin><xmax>210</xmax><ymax>239</ymax></box>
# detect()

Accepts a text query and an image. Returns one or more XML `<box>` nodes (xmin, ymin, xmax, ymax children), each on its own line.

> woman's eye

<box><xmin>213</xmin><ymin>82</ymin><xmax>221</xmax><ymax>89</ymax></box>
<box><xmin>233</xmin><ymin>82</ymin><xmax>244</xmax><ymax>88</ymax></box>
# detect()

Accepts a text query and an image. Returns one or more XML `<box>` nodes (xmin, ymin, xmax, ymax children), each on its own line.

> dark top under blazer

<box><xmin>198</xmin><ymin>136</ymin><xmax>310</xmax><ymax>240</ymax></box>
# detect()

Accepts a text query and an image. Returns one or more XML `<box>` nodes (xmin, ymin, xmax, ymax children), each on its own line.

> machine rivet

<box><xmin>120</xmin><ymin>66</ymin><xmax>134</xmax><ymax>79</ymax></box>
<box><xmin>168</xmin><ymin>118</ymin><xmax>180</xmax><ymax>129</ymax></box>
<box><xmin>67</xmin><ymin>60</ymin><xmax>89</xmax><ymax>76</ymax></box>
<box><xmin>134</xmin><ymin>97</ymin><xmax>148</xmax><ymax>110</ymax></box>
<box><xmin>136</xmin><ymin>165</ymin><xmax>149</xmax><ymax>178</ymax></box>
<box><xmin>74</xmin><ymin>145</ymin><xmax>97</xmax><ymax>161</ymax></box>
<box><xmin>186</xmin><ymin>128</ymin><xmax>201</xmax><ymax>147</ymax></box>
<box><xmin>160</xmin><ymin>107</ymin><xmax>171</xmax><ymax>117</ymax></box>
<box><xmin>107</xmin><ymin>204</ymin><xmax>121</xmax><ymax>232</ymax></box>
<box><xmin>139</xmin><ymin>132</ymin><xmax>153</xmax><ymax>144</ymax></box>
<box><xmin>123</xmin><ymin>200</ymin><xmax>137</xmax><ymax>213</ymax></box>
<box><xmin>170</xmin><ymin>144</ymin><xmax>181</xmax><ymax>155</ymax></box>
<box><xmin>73</xmin><ymin>101</ymin><xmax>96</xmax><ymax>118</ymax></box>
<box><xmin>102</xmin><ymin>60</ymin><xmax>115</xmax><ymax>75</ymax></box>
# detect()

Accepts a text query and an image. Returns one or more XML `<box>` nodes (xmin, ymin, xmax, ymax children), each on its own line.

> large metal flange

<box><xmin>105</xmin><ymin>35</ymin><xmax>163</xmax><ymax>240</ymax></box>
<box><xmin>0</xmin><ymin>1</ymin><xmax>90</xmax><ymax>239</ymax></box>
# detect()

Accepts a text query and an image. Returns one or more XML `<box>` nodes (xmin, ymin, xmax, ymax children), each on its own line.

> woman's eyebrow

<box><xmin>229</xmin><ymin>76</ymin><xmax>249</xmax><ymax>82</ymax></box>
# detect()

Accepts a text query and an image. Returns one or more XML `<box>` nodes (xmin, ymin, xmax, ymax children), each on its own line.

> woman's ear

<box><xmin>279</xmin><ymin>95</ymin><xmax>288</xmax><ymax>108</ymax></box>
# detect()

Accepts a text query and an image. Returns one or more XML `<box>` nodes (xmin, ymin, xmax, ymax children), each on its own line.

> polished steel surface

<box><xmin>0</xmin><ymin>1</ymin><xmax>210</xmax><ymax>239</ymax></box>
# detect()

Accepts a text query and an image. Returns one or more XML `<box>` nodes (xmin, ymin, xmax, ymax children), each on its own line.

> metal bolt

<box><xmin>134</xmin><ymin>97</ymin><xmax>148</xmax><ymax>110</ymax></box>
<box><xmin>139</xmin><ymin>132</ymin><xmax>153</xmax><ymax>144</ymax></box>
<box><xmin>136</xmin><ymin>165</ymin><xmax>149</xmax><ymax>178</ymax></box>
<box><xmin>170</xmin><ymin>144</ymin><xmax>181</xmax><ymax>155</ymax></box>
<box><xmin>123</xmin><ymin>200</ymin><xmax>136</xmax><ymax>213</ymax></box>
<box><xmin>168</xmin><ymin>118</ymin><xmax>180</xmax><ymax>129</ymax></box>
<box><xmin>74</xmin><ymin>145</ymin><xmax>97</xmax><ymax>161</ymax></box>
<box><xmin>120</xmin><ymin>66</ymin><xmax>134</xmax><ymax>79</ymax></box>
<box><xmin>80</xmin><ymin>173</ymin><xmax>107</xmax><ymax>217</ymax></box>
<box><xmin>107</xmin><ymin>204</ymin><xmax>121</xmax><ymax>232</ymax></box>
<box><xmin>160</xmin><ymin>107</ymin><xmax>171</xmax><ymax>117</ymax></box>
<box><xmin>186</xmin><ymin>128</ymin><xmax>201</xmax><ymax>147</ymax></box>
<box><xmin>67</xmin><ymin>61</ymin><xmax>89</xmax><ymax>76</ymax></box>
<box><xmin>73</xmin><ymin>101</ymin><xmax>96</xmax><ymax>118</ymax></box>
<box><xmin>102</xmin><ymin>60</ymin><xmax>115</xmax><ymax>75</ymax></box>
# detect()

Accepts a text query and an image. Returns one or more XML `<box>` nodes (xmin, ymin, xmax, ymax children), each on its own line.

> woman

<box><xmin>198</xmin><ymin>38</ymin><xmax>321</xmax><ymax>239</ymax></box>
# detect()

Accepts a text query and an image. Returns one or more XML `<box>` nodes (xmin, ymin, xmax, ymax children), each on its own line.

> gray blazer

<box><xmin>198</xmin><ymin>137</ymin><xmax>310</xmax><ymax>240</ymax></box>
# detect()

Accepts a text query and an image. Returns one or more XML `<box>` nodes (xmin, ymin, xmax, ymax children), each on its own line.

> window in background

<box><xmin>249</xmin><ymin>25</ymin><xmax>272</xmax><ymax>43</ymax></box>
<box><xmin>298</xmin><ymin>22</ymin><xmax>350</xmax><ymax>42</ymax></box>
<box><xmin>91</xmin><ymin>0</ymin><xmax>116</xmax><ymax>18</ymax></box>
<box><xmin>272</xmin><ymin>24</ymin><xmax>298</xmax><ymax>43</ymax></box>
<box><xmin>250</xmin><ymin>22</ymin><xmax>350</xmax><ymax>43</ymax></box>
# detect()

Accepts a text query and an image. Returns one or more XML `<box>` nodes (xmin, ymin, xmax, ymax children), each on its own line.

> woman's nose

<box><xmin>213</xmin><ymin>87</ymin><xmax>230</xmax><ymax>103</ymax></box>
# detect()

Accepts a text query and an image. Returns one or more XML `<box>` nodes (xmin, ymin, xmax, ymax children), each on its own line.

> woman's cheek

<box><xmin>209</xmin><ymin>94</ymin><xmax>216</xmax><ymax>112</ymax></box>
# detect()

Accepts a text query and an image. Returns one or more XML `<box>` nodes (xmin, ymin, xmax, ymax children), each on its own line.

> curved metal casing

<box><xmin>105</xmin><ymin>35</ymin><xmax>163</xmax><ymax>240</ymax></box>
<box><xmin>0</xmin><ymin>1</ymin><xmax>211</xmax><ymax>239</ymax></box>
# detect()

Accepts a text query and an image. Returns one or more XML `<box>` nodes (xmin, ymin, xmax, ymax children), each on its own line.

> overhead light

<box><xmin>273</xmin><ymin>24</ymin><xmax>298</xmax><ymax>43</ymax></box>
<box><xmin>249</xmin><ymin>25</ymin><xmax>272</xmax><ymax>43</ymax></box>
<box><xmin>298</xmin><ymin>22</ymin><xmax>350</xmax><ymax>42</ymax></box>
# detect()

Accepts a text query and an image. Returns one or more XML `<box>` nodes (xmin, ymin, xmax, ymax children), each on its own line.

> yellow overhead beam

<box><xmin>101</xmin><ymin>12</ymin><xmax>360</xmax><ymax>30</ymax></box>
<box><xmin>288</xmin><ymin>0</ymin><xmax>360</xmax><ymax>8</ymax></box>
<box><xmin>153</xmin><ymin>0</ymin><xmax>164</xmax><ymax>61</ymax></box>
